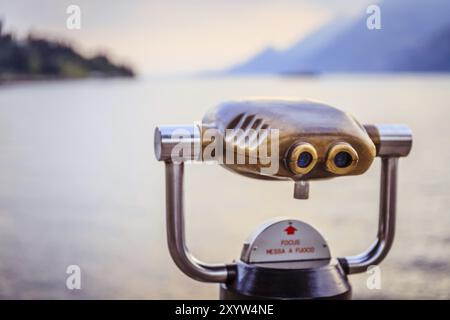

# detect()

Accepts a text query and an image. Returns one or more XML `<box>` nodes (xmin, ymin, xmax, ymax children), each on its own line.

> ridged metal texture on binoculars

<box><xmin>154</xmin><ymin>99</ymin><xmax>412</xmax><ymax>299</ymax></box>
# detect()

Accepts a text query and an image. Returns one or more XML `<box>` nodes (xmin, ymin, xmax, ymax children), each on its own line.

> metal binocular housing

<box><xmin>154</xmin><ymin>99</ymin><xmax>412</xmax><ymax>299</ymax></box>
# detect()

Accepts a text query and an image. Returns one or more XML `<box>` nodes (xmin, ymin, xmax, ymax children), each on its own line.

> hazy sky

<box><xmin>0</xmin><ymin>0</ymin><xmax>375</xmax><ymax>74</ymax></box>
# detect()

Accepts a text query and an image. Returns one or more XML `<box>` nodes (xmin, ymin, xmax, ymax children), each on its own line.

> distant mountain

<box><xmin>229</xmin><ymin>18</ymin><xmax>352</xmax><ymax>74</ymax></box>
<box><xmin>228</xmin><ymin>0</ymin><xmax>450</xmax><ymax>74</ymax></box>
<box><xmin>391</xmin><ymin>24</ymin><xmax>450</xmax><ymax>72</ymax></box>
<box><xmin>0</xmin><ymin>20</ymin><xmax>134</xmax><ymax>82</ymax></box>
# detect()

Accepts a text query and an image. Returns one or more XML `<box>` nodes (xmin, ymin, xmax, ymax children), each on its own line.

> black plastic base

<box><xmin>220</xmin><ymin>259</ymin><xmax>351</xmax><ymax>300</ymax></box>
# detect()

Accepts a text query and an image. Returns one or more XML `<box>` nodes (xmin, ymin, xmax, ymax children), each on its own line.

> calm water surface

<box><xmin>0</xmin><ymin>75</ymin><xmax>449</xmax><ymax>299</ymax></box>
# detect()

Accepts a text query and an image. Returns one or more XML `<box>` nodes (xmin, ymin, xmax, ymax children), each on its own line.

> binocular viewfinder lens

<box><xmin>297</xmin><ymin>152</ymin><xmax>313</xmax><ymax>168</ymax></box>
<box><xmin>334</xmin><ymin>151</ymin><xmax>353</xmax><ymax>168</ymax></box>
<box><xmin>325</xmin><ymin>143</ymin><xmax>359</xmax><ymax>174</ymax></box>
<box><xmin>288</xmin><ymin>143</ymin><xmax>318</xmax><ymax>175</ymax></box>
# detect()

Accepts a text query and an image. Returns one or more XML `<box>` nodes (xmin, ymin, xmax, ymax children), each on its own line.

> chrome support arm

<box><xmin>155</xmin><ymin>125</ymin><xmax>230</xmax><ymax>282</ymax></box>
<box><xmin>165</xmin><ymin>161</ymin><xmax>229</xmax><ymax>283</ymax></box>
<box><xmin>341</xmin><ymin>157</ymin><xmax>398</xmax><ymax>274</ymax></box>
<box><xmin>341</xmin><ymin>124</ymin><xmax>412</xmax><ymax>274</ymax></box>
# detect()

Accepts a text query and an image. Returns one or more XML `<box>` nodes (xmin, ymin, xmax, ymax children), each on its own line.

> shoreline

<box><xmin>0</xmin><ymin>73</ymin><xmax>135</xmax><ymax>86</ymax></box>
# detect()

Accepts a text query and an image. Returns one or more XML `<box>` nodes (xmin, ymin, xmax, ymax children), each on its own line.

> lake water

<box><xmin>0</xmin><ymin>75</ymin><xmax>449</xmax><ymax>299</ymax></box>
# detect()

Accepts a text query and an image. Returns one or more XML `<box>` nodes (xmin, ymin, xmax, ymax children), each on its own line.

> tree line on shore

<box><xmin>0</xmin><ymin>20</ymin><xmax>134</xmax><ymax>81</ymax></box>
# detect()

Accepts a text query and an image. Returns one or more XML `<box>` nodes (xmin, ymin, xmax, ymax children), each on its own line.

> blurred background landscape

<box><xmin>0</xmin><ymin>0</ymin><xmax>449</xmax><ymax>299</ymax></box>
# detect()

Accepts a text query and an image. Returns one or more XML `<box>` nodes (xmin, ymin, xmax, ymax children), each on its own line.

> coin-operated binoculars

<box><xmin>154</xmin><ymin>99</ymin><xmax>412</xmax><ymax>299</ymax></box>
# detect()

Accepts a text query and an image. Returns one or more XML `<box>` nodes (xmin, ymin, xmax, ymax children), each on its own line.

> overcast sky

<box><xmin>0</xmin><ymin>0</ymin><xmax>375</xmax><ymax>74</ymax></box>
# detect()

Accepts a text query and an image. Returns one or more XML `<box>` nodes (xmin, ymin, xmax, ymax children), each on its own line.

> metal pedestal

<box><xmin>220</xmin><ymin>259</ymin><xmax>351</xmax><ymax>300</ymax></box>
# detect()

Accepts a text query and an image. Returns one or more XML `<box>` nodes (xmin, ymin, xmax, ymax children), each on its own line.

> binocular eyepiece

<box><xmin>288</xmin><ymin>141</ymin><xmax>359</xmax><ymax>175</ymax></box>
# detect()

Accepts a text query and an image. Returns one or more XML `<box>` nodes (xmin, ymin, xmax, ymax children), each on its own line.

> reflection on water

<box><xmin>0</xmin><ymin>75</ymin><xmax>449</xmax><ymax>299</ymax></box>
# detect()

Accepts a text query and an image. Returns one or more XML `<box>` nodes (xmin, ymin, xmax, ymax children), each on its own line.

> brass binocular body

<box><xmin>157</xmin><ymin>99</ymin><xmax>411</xmax><ymax>180</ymax></box>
